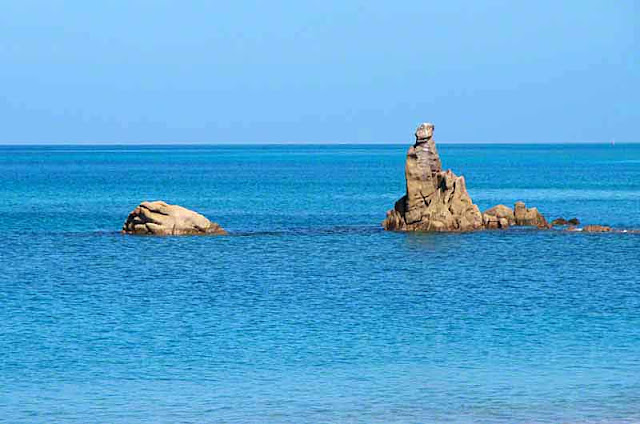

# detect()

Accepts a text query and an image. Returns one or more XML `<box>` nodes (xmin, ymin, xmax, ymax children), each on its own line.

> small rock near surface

<box><xmin>582</xmin><ymin>225</ymin><xmax>612</xmax><ymax>233</ymax></box>
<box><xmin>553</xmin><ymin>217</ymin><xmax>581</xmax><ymax>226</ymax></box>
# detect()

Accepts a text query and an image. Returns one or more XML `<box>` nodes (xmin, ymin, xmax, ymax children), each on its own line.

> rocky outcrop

<box><xmin>483</xmin><ymin>204</ymin><xmax>515</xmax><ymax>229</ymax></box>
<box><xmin>514</xmin><ymin>201</ymin><xmax>550</xmax><ymax>228</ymax></box>
<box><xmin>567</xmin><ymin>225</ymin><xmax>639</xmax><ymax>233</ymax></box>
<box><xmin>122</xmin><ymin>201</ymin><xmax>227</xmax><ymax>235</ymax></box>
<box><xmin>582</xmin><ymin>225</ymin><xmax>612</xmax><ymax>233</ymax></box>
<box><xmin>567</xmin><ymin>225</ymin><xmax>640</xmax><ymax>233</ymax></box>
<box><xmin>382</xmin><ymin>122</ymin><xmax>561</xmax><ymax>233</ymax></box>
<box><xmin>552</xmin><ymin>217</ymin><xmax>581</xmax><ymax>226</ymax></box>
<box><xmin>482</xmin><ymin>214</ymin><xmax>510</xmax><ymax>229</ymax></box>
<box><xmin>483</xmin><ymin>203</ymin><xmax>552</xmax><ymax>229</ymax></box>
<box><xmin>383</xmin><ymin>123</ymin><xmax>483</xmax><ymax>232</ymax></box>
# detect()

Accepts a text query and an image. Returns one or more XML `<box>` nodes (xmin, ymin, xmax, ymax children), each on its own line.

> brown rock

<box><xmin>514</xmin><ymin>201</ymin><xmax>549</xmax><ymax>228</ymax></box>
<box><xmin>415</xmin><ymin>122</ymin><xmax>435</xmax><ymax>142</ymax></box>
<box><xmin>554</xmin><ymin>217</ymin><xmax>580</xmax><ymax>226</ymax></box>
<box><xmin>582</xmin><ymin>225</ymin><xmax>612</xmax><ymax>233</ymax></box>
<box><xmin>122</xmin><ymin>201</ymin><xmax>227</xmax><ymax>236</ymax></box>
<box><xmin>482</xmin><ymin>214</ymin><xmax>510</xmax><ymax>229</ymax></box>
<box><xmin>482</xmin><ymin>214</ymin><xmax>498</xmax><ymax>229</ymax></box>
<box><xmin>383</xmin><ymin>123</ymin><xmax>483</xmax><ymax>232</ymax></box>
<box><xmin>483</xmin><ymin>205</ymin><xmax>515</xmax><ymax>228</ymax></box>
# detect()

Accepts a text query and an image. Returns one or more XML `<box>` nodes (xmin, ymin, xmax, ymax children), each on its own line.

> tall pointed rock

<box><xmin>383</xmin><ymin>123</ymin><xmax>483</xmax><ymax>232</ymax></box>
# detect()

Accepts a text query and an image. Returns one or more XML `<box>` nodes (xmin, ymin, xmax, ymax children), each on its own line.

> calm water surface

<box><xmin>1</xmin><ymin>144</ymin><xmax>639</xmax><ymax>423</ymax></box>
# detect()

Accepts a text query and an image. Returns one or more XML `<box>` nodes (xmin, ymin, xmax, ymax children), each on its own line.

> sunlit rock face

<box><xmin>383</xmin><ymin>123</ymin><xmax>483</xmax><ymax>232</ymax></box>
<box><xmin>513</xmin><ymin>201</ymin><xmax>550</xmax><ymax>228</ymax></box>
<box><xmin>122</xmin><ymin>201</ymin><xmax>227</xmax><ymax>236</ymax></box>
<box><xmin>483</xmin><ymin>204</ymin><xmax>515</xmax><ymax>229</ymax></box>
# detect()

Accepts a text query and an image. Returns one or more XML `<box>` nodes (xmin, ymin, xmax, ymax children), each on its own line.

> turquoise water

<box><xmin>1</xmin><ymin>144</ymin><xmax>639</xmax><ymax>423</ymax></box>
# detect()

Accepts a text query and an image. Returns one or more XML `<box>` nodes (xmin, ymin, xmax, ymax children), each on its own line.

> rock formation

<box><xmin>483</xmin><ymin>202</ymin><xmax>553</xmax><ymax>229</ymax></box>
<box><xmin>551</xmin><ymin>217</ymin><xmax>569</xmax><ymax>226</ymax></box>
<box><xmin>122</xmin><ymin>201</ymin><xmax>227</xmax><ymax>235</ymax></box>
<box><xmin>582</xmin><ymin>225</ymin><xmax>612</xmax><ymax>233</ymax></box>
<box><xmin>514</xmin><ymin>201</ymin><xmax>550</xmax><ymax>228</ymax></box>
<box><xmin>566</xmin><ymin>225</ymin><xmax>640</xmax><ymax>233</ymax></box>
<box><xmin>383</xmin><ymin>123</ymin><xmax>483</xmax><ymax>232</ymax></box>
<box><xmin>482</xmin><ymin>204</ymin><xmax>516</xmax><ymax>229</ymax></box>
<box><xmin>551</xmin><ymin>217</ymin><xmax>581</xmax><ymax>226</ymax></box>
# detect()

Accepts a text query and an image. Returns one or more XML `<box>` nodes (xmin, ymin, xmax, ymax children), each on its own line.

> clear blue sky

<box><xmin>1</xmin><ymin>1</ymin><xmax>637</xmax><ymax>144</ymax></box>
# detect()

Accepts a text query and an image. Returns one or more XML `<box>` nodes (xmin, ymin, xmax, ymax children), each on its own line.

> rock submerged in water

<box><xmin>552</xmin><ymin>217</ymin><xmax>581</xmax><ymax>226</ymax></box>
<box><xmin>566</xmin><ymin>225</ymin><xmax>640</xmax><ymax>233</ymax></box>
<box><xmin>383</xmin><ymin>123</ymin><xmax>483</xmax><ymax>232</ymax></box>
<box><xmin>552</xmin><ymin>217</ymin><xmax>569</xmax><ymax>226</ymax></box>
<box><xmin>122</xmin><ymin>201</ymin><xmax>227</xmax><ymax>235</ymax></box>
<box><xmin>582</xmin><ymin>225</ymin><xmax>612</xmax><ymax>233</ymax></box>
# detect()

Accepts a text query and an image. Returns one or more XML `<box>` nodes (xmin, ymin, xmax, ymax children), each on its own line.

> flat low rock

<box><xmin>122</xmin><ymin>201</ymin><xmax>227</xmax><ymax>235</ymax></box>
<box><xmin>582</xmin><ymin>225</ymin><xmax>612</xmax><ymax>233</ymax></box>
<box><xmin>552</xmin><ymin>217</ymin><xmax>569</xmax><ymax>226</ymax></box>
<box><xmin>552</xmin><ymin>217</ymin><xmax>581</xmax><ymax>226</ymax></box>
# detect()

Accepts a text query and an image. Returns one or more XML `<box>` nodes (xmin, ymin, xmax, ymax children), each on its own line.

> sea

<box><xmin>1</xmin><ymin>143</ymin><xmax>639</xmax><ymax>423</ymax></box>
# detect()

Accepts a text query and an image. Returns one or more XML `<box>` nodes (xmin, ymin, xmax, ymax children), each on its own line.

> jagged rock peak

<box><xmin>383</xmin><ymin>123</ymin><xmax>483</xmax><ymax>232</ymax></box>
<box><xmin>415</xmin><ymin>122</ymin><xmax>435</xmax><ymax>143</ymax></box>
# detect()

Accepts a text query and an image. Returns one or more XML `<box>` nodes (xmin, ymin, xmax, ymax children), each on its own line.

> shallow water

<box><xmin>1</xmin><ymin>144</ymin><xmax>639</xmax><ymax>423</ymax></box>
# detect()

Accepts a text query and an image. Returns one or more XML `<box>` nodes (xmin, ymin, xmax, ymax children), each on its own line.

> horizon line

<box><xmin>0</xmin><ymin>140</ymin><xmax>635</xmax><ymax>146</ymax></box>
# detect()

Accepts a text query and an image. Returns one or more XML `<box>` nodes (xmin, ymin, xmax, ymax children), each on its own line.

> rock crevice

<box><xmin>122</xmin><ymin>201</ymin><xmax>227</xmax><ymax>236</ymax></box>
<box><xmin>383</xmin><ymin>122</ymin><xmax>558</xmax><ymax>233</ymax></box>
<box><xmin>383</xmin><ymin>123</ymin><xmax>483</xmax><ymax>232</ymax></box>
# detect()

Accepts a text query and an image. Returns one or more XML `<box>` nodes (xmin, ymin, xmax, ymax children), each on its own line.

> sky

<box><xmin>0</xmin><ymin>0</ymin><xmax>637</xmax><ymax>144</ymax></box>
